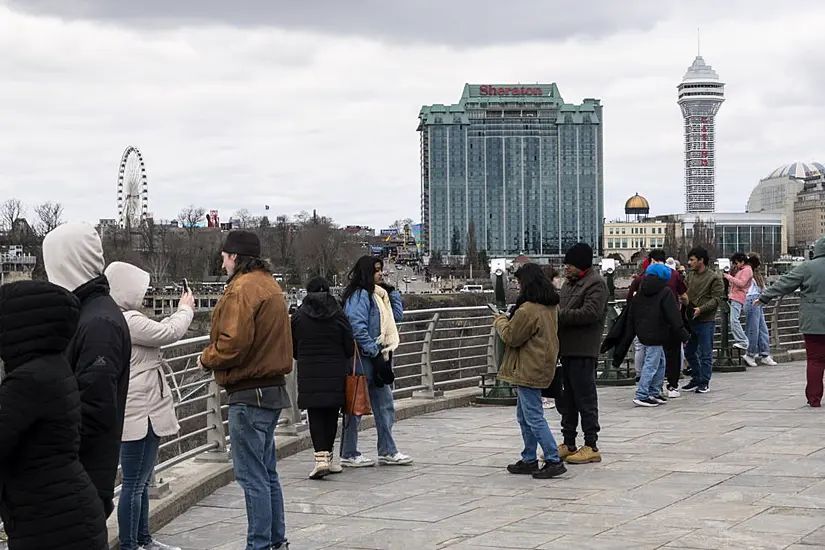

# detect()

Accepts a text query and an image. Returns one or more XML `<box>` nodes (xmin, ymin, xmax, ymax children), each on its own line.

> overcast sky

<box><xmin>2</xmin><ymin>1</ymin><xmax>825</xmax><ymax>230</ymax></box>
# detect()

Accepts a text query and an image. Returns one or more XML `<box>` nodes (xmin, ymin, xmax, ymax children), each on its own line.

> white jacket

<box><xmin>105</xmin><ymin>262</ymin><xmax>194</xmax><ymax>441</ymax></box>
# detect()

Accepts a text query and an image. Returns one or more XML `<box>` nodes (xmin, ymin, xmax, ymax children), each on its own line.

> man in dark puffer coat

<box><xmin>0</xmin><ymin>280</ymin><xmax>108</xmax><ymax>550</ymax></box>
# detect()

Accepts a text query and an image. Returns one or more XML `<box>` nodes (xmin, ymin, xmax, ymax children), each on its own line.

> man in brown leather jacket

<box><xmin>200</xmin><ymin>230</ymin><xmax>293</xmax><ymax>550</ymax></box>
<box><xmin>557</xmin><ymin>243</ymin><xmax>608</xmax><ymax>465</ymax></box>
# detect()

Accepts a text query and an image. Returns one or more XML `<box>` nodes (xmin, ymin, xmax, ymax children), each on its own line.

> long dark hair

<box><xmin>235</xmin><ymin>254</ymin><xmax>271</xmax><ymax>275</ymax></box>
<box><xmin>511</xmin><ymin>263</ymin><xmax>560</xmax><ymax>317</ymax></box>
<box><xmin>341</xmin><ymin>255</ymin><xmax>382</xmax><ymax>305</ymax></box>
<box><xmin>747</xmin><ymin>253</ymin><xmax>765</xmax><ymax>289</ymax></box>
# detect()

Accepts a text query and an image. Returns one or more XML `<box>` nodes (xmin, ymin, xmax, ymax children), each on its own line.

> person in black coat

<box><xmin>620</xmin><ymin>264</ymin><xmax>690</xmax><ymax>407</ymax></box>
<box><xmin>43</xmin><ymin>222</ymin><xmax>132</xmax><ymax>519</ymax></box>
<box><xmin>291</xmin><ymin>276</ymin><xmax>354</xmax><ymax>479</ymax></box>
<box><xmin>0</xmin><ymin>280</ymin><xmax>108</xmax><ymax>550</ymax></box>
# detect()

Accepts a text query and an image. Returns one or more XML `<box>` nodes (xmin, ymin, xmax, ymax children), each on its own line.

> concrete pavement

<box><xmin>153</xmin><ymin>361</ymin><xmax>825</xmax><ymax>548</ymax></box>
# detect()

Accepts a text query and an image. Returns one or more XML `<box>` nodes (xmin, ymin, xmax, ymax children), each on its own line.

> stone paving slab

<box><xmin>157</xmin><ymin>360</ymin><xmax>825</xmax><ymax>550</ymax></box>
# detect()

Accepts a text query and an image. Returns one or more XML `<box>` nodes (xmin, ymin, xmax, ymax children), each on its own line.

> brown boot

<box><xmin>565</xmin><ymin>445</ymin><xmax>602</xmax><ymax>464</ymax></box>
<box><xmin>558</xmin><ymin>444</ymin><xmax>577</xmax><ymax>460</ymax></box>
<box><xmin>310</xmin><ymin>451</ymin><xmax>331</xmax><ymax>479</ymax></box>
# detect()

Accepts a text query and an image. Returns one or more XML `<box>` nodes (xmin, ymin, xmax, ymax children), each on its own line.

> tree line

<box><xmin>0</xmin><ymin>199</ymin><xmax>365</xmax><ymax>285</ymax></box>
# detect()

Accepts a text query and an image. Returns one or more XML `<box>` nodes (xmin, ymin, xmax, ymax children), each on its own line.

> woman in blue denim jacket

<box><xmin>339</xmin><ymin>256</ymin><xmax>413</xmax><ymax>467</ymax></box>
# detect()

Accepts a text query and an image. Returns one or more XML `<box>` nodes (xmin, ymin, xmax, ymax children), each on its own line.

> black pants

<box><xmin>307</xmin><ymin>407</ymin><xmax>340</xmax><ymax>453</ymax></box>
<box><xmin>664</xmin><ymin>337</ymin><xmax>683</xmax><ymax>389</ymax></box>
<box><xmin>557</xmin><ymin>356</ymin><xmax>600</xmax><ymax>448</ymax></box>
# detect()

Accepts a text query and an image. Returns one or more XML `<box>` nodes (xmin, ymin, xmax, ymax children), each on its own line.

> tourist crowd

<box><xmin>1</xmin><ymin>224</ymin><xmax>824</xmax><ymax>550</ymax></box>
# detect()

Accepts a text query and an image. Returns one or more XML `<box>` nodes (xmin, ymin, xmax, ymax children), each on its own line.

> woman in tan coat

<box><xmin>494</xmin><ymin>263</ymin><xmax>565</xmax><ymax>480</ymax></box>
<box><xmin>105</xmin><ymin>262</ymin><xmax>194</xmax><ymax>550</ymax></box>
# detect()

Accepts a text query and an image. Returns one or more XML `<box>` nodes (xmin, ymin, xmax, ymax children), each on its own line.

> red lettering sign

<box><xmin>479</xmin><ymin>85</ymin><xmax>544</xmax><ymax>97</ymax></box>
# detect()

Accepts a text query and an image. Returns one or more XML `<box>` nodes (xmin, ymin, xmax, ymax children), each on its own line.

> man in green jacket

<box><xmin>682</xmin><ymin>247</ymin><xmax>724</xmax><ymax>394</ymax></box>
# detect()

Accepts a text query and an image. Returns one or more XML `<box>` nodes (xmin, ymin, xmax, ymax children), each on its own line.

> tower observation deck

<box><xmin>678</xmin><ymin>55</ymin><xmax>725</xmax><ymax>213</ymax></box>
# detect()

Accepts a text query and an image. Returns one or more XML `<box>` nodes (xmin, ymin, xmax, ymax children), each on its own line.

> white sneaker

<box><xmin>733</xmin><ymin>342</ymin><xmax>748</xmax><ymax>350</ymax></box>
<box><xmin>340</xmin><ymin>455</ymin><xmax>375</xmax><ymax>468</ymax></box>
<box><xmin>760</xmin><ymin>355</ymin><xmax>778</xmax><ymax>366</ymax></box>
<box><xmin>742</xmin><ymin>354</ymin><xmax>758</xmax><ymax>367</ymax></box>
<box><xmin>667</xmin><ymin>388</ymin><xmax>681</xmax><ymax>398</ymax></box>
<box><xmin>378</xmin><ymin>452</ymin><xmax>413</xmax><ymax>465</ymax></box>
<box><xmin>140</xmin><ymin>542</ymin><xmax>182</xmax><ymax>550</ymax></box>
<box><xmin>329</xmin><ymin>456</ymin><xmax>343</xmax><ymax>474</ymax></box>
<box><xmin>542</xmin><ymin>398</ymin><xmax>556</xmax><ymax>409</ymax></box>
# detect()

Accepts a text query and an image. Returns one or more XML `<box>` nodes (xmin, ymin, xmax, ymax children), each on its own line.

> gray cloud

<box><xmin>2</xmin><ymin>0</ymin><xmax>694</xmax><ymax>44</ymax></box>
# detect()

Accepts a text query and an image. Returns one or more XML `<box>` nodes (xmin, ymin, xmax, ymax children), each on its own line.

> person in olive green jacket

<box><xmin>494</xmin><ymin>263</ymin><xmax>566</xmax><ymax>480</ymax></box>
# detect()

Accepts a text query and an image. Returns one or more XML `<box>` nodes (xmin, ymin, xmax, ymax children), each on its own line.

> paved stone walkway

<box><xmin>159</xmin><ymin>361</ymin><xmax>825</xmax><ymax>550</ymax></box>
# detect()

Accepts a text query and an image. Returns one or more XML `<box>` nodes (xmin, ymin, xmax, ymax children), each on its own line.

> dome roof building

<box><xmin>624</xmin><ymin>193</ymin><xmax>650</xmax><ymax>221</ymax></box>
<box><xmin>747</xmin><ymin>161</ymin><xmax>824</xmax><ymax>252</ymax></box>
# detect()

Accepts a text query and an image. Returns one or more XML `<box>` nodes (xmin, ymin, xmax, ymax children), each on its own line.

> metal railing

<box><xmin>109</xmin><ymin>305</ymin><xmax>497</xmax><ymax>500</ymax></box>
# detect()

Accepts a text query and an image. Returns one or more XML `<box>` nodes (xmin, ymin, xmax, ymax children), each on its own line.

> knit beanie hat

<box><xmin>222</xmin><ymin>230</ymin><xmax>261</xmax><ymax>258</ymax></box>
<box><xmin>646</xmin><ymin>263</ymin><xmax>672</xmax><ymax>281</ymax></box>
<box><xmin>563</xmin><ymin>243</ymin><xmax>593</xmax><ymax>271</ymax></box>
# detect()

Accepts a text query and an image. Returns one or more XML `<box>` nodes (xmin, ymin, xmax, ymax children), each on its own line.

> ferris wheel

<box><xmin>117</xmin><ymin>146</ymin><xmax>149</xmax><ymax>228</ymax></box>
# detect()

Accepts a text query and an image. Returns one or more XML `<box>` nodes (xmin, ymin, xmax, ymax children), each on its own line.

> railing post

<box><xmin>196</xmin><ymin>380</ymin><xmax>231</xmax><ymax>463</ymax></box>
<box><xmin>769</xmin><ymin>295</ymin><xmax>786</xmax><ymax>355</ymax></box>
<box><xmin>148</xmin><ymin>469</ymin><xmax>170</xmax><ymax>499</ymax></box>
<box><xmin>414</xmin><ymin>313</ymin><xmax>443</xmax><ymax>398</ymax></box>
<box><xmin>276</xmin><ymin>363</ymin><xmax>308</xmax><ymax>436</ymax></box>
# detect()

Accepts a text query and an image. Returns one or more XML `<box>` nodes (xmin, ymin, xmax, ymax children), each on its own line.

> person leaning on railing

<box><xmin>105</xmin><ymin>262</ymin><xmax>194</xmax><ymax>550</ymax></box>
<box><xmin>756</xmin><ymin>236</ymin><xmax>825</xmax><ymax>408</ymax></box>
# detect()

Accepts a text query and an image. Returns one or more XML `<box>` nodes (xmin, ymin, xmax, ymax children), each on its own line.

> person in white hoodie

<box><xmin>42</xmin><ymin>223</ymin><xmax>131</xmax><ymax>525</ymax></box>
<box><xmin>105</xmin><ymin>262</ymin><xmax>194</xmax><ymax>550</ymax></box>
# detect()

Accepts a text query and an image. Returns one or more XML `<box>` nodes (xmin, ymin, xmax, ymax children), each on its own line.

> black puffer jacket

<box><xmin>291</xmin><ymin>292</ymin><xmax>354</xmax><ymax>409</ymax></box>
<box><xmin>66</xmin><ymin>275</ymin><xmax>131</xmax><ymax>517</ymax></box>
<box><xmin>0</xmin><ymin>280</ymin><xmax>108</xmax><ymax>550</ymax></box>
<box><xmin>628</xmin><ymin>275</ymin><xmax>690</xmax><ymax>346</ymax></box>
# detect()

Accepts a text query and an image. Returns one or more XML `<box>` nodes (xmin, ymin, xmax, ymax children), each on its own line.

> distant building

<box><xmin>603</xmin><ymin>194</ymin><xmax>674</xmax><ymax>262</ymax></box>
<box><xmin>678</xmin><ymin>55</ymin><xmax>725</xmax><ymax>213</ymax></box>
<box><xmin>677</xmin><ymin>212</ymin><xmax>785</xmax><ymax>263</ymax></box>
<box><xmin>419</xmin><ymin>82</ymin><xmax>603</xmax><ymax>258</ymax></box>
<box><xmin>747</xmin><ymin>162</ymin><xmax>823</xmax><ymax>253</ymax></box>
<box><xmin>793</xmin><ymin>171</ymin><xmax>825</xmax><ymax>251</ymax></box>
<box><xmin>344</xmin><ymin>225</ymin><xmax>375</xmax><ymax>238</ymax></box>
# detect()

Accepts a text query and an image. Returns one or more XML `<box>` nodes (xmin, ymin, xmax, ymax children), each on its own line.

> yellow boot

<box><xmin>565</xmin><ymin>445</ymin><xmax>601</xmax><ymax>464</ymax></box>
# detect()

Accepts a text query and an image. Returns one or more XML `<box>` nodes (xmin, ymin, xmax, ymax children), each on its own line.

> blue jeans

<box><xmin>744</xmin><ymin>297</ymin><xmax>770</xmax><ymax>356</ymax></box>
<box><xmin>118</xmin><ymin>424</ymin><xmax>160</xmax><ymax>550</ymax></box>
<box><xmin>516</xmin><ymin>386</ymin><xmax>560</xmax><ymax>463</ymax></box>
<box><xmin>636</xmin><ymin>345</ymin><xmax>666</xmax><ymax>400</ymax></box>
<box><xmin>228</xmin><ymin>404</ymin><xmax>287</xmax><ymax>550</ymax></box>
<box><xmin>633</xmin><ymin>337</ymin><xmax>645</xmax><ymax>377</ymax></box>
<box><xmin>730</xmin><ymin>301</ymin><xmax>748</xmax><ymax>348</ymax></box>
<box><xmin>341</xmin><ymin>355</ymin><xmax>398</xmax><ymax>458</ymax></box>
<box><xmin>686</xmin><ymin>320</ymin><xmax>715</xmax><ymax>385</ymax></box>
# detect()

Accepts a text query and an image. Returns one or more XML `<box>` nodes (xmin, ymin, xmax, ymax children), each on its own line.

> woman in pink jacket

<box><xmin>724</xmin><ymin>252</ymin><xmax>755</xmax><ymax>367</ymax></box>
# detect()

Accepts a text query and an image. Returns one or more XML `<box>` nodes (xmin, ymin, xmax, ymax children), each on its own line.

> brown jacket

<box><xmin>494</xmin><ymin>302</ymin><xmax>559</xmax><ymax>389</ymax></box>
<box><xmin>201</xmin><ymin>269</ymin><xmax>293</xmax><ymax>393</ymax></box>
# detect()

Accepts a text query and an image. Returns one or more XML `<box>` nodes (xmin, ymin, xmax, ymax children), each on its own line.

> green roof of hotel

<box><xmin>419</xmin><ymin>83</ymin><xmax>601</xmax><ymax>127</ymax></box>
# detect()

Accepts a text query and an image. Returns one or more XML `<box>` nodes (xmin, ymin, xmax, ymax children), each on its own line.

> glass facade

<box><xmin>419</xmin><ymin>84</ymin><xmax>603</xmax><ymax>257</ymax></box>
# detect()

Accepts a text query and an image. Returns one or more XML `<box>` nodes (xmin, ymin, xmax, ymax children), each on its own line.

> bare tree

<box><xmin>234</xmin><ymin>209</ymin><xmax>254</xmax><ymax>229</ymax></box>
<box><xmin>690</xmin><ymin>217</ymin><xmax>718</xmax><ymax>260</ymax></box>
<box><xmin>0</xmin><ymin>198</ymin><xmax>26</xmax><ymax>234</ymax></box>
<box><xmin>177</xmin><ymin>205</ymin><xmax>206</xmax><ymax>237</ymax></box>
<box><xmin>33</xmin><ymin>201</ymin><xmax>64</xmax><ymax>236</ymax></box>
<box><xmin>390</xmin><ymin>218</ymin><xmax>414</xmax><ymax>231</ymax></box>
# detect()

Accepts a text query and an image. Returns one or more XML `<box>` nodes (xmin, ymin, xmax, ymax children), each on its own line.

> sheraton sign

<box><xmin>479</xmin><ymin>85</ymin><xmax>544</xmax><ymax>97</ymax></box>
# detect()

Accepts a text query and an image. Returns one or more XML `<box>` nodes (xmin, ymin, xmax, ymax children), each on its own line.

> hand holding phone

<box><xmin>487</xmin><ymin>303</ymin><xmax>504</xmax><ymax>315</ymax></box>
<box><xmin>182</xmin><ymin>278</ymin><xmax>190</xmax><ymax>293</ymax></box>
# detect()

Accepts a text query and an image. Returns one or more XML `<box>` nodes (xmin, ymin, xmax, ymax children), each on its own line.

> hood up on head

<box><xmin>299</xmin><ymin>292</ymin><xmax>343</xmax><ymax>320</ymax></box>
<box><xmin>42</xmin><ymin>222</ymin><xmax>105</xmax><ymax>292</ymax></box>
<box><xmin>0</xmin><ymin>280</ymin><xmax>81</xmax><ymax>372</ymax></box>
<box><xmin>814</xmin><ymin>237</ymin><xmax>825</xmax><ymax>259</ymax></box>
<box><xmin>104</xmin><ymin>262</ymin><xmax>151</xmax><ymax>311</ymax></box>
<box><xmin>640</xmin><ymin>274</ymin><xmax>668</xmax><ymax>296</ymax></box>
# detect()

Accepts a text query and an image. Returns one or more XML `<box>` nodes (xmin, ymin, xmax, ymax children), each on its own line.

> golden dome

<box><xmin>625</xmin><ymin>193</ymin><xmax>650</xmax><ymax>211</ymax></box>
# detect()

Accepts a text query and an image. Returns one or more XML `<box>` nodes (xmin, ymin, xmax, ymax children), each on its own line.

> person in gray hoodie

<box><xmin>42</xmin><ymin>223</ymin><xmax>131</xmax><ymax>521</ymax></box>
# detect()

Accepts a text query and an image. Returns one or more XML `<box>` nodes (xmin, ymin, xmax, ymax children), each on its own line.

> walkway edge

<box><xmin>106</xmin><ymin>387</ymin><xmax>481</xmax><ymax>549</ymax></box>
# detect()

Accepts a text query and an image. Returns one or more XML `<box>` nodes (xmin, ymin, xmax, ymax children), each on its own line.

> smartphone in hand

<box><xmin>182</xmin><ymin>278</ymin><xmax>190</xmax><ymax>294</ymax></box>
<box><xmin>487</xmin><ymin>303</ymin><xmax>504</xmax><ymax>314</ymax></box>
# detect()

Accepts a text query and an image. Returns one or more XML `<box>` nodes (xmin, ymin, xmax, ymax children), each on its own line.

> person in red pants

<box><xmin>756</xmin><ymin>236</ymin><xmax>825</xmax><ymax>407</ymax></box>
